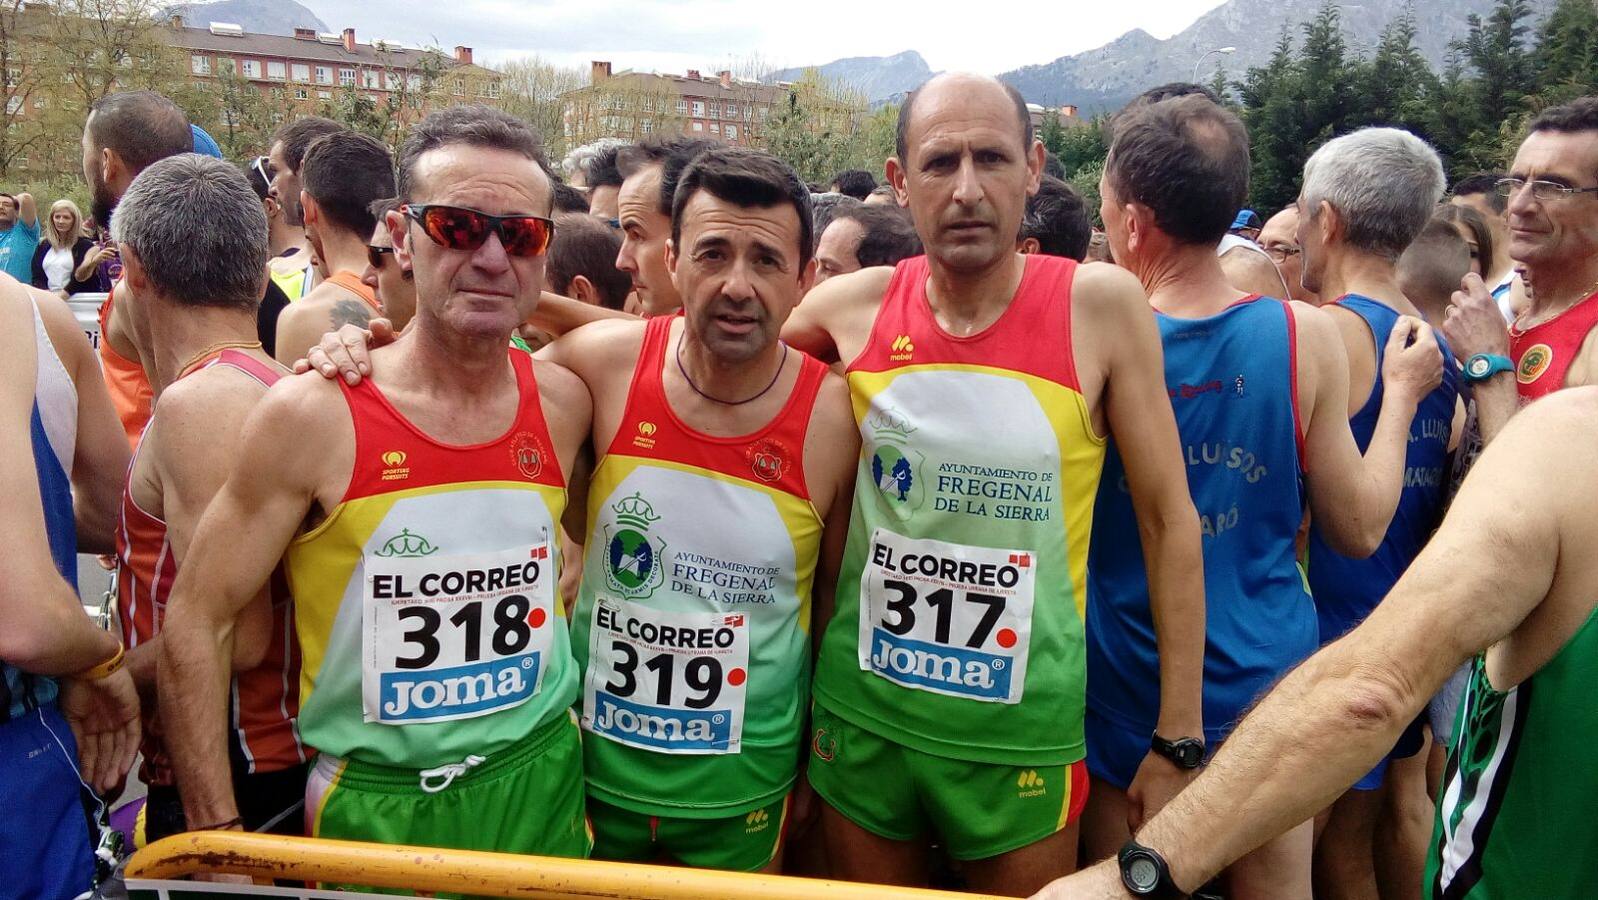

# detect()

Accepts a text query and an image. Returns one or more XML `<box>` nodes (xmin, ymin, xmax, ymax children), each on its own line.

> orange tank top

<box><xmin>325</xmin><ymin>269</ymin><xmax>380</xmax><ymax>313</ymax></box>
<box><xmin>117</xmin><ymin>348</ymin><xmax>304</xmax><ymax>783</ymax></box>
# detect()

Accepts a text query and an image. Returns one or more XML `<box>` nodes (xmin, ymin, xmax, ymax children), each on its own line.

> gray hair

<box><xmin>561</xmin><ymin>137</ymin><xmax>628</xmax><ymax>182</ymax></box>
<box><xmin>397</xmin><ymin>104</ymin><xmax>548</xmax><ymax>206</ymax></box>
<box><xmin>1301</xmin><ymin>127</ymin><xmax>1445</xmax><ymax>260</ymax></box>
<box><xmin>111</xmin><ymin>153</ymin><xmax>267</xmax><ymax>310</ymax></box>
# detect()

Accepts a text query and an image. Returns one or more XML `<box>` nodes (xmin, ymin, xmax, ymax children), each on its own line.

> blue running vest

<box><xmin>1088</xmin><ymin>297</ymin><xmax>1314</xmax><ymax>738</ymax></box>
<box><xmin>1308</xmin><ymin>294</ymin><xmax>1458</xmax><ymax>644</ymax></box>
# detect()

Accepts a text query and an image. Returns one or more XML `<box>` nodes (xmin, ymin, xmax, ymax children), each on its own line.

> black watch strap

<box><xmin>1151</xmin><ymin>733</ymin><xmax>1205</xmax><ymax>769</ymax></box>
<box><xmin>1118</xmin><ymin>840</ymin><xmax>1185</xmax><ymax>898</ymax></box>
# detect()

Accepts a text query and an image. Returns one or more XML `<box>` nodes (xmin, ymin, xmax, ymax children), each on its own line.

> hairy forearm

<box><xmin>1142</xmin><ymin>502</ymin><xmax>1206</xmax><ymax>735</ymax></box>
<box><xmin>1472</xmin><ymin>378</ymin><xmax>1518</xmax><ymax>447</ymax></box>
<box><xmin>159</xmin><ymin>612</ymin><xmax>240</xmax><ymax>827</ymax></box>
<box><xmin>1140</xmin><ymin>646</ymin><xmax>1420</xmax><ymax>890</ymax></box>
<box><xmin>126</xmin><ymin>638</ymin><xmax>161</xmax><ymax>703</ymax></box>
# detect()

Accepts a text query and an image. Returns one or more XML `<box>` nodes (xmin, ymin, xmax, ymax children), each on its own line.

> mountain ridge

<box><xmin>164</xmin><ymin>0</ymin><xmax>328</xmax><ymax>36</ymax></box>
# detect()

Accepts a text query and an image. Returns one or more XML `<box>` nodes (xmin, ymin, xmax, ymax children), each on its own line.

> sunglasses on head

<box><xmin>366</xmin><ymin>244</ymin><xmax>394</xmax><ymax>269</ymax></box>
<box><xmin>251</xmin><ymin>155</ymin><xmax>273</xmax><ymax>188</ymax></box>
<box><xmin>403</xmin><ymin>204</ymin><xmax>555</xmax><ymax>257</ymax></box>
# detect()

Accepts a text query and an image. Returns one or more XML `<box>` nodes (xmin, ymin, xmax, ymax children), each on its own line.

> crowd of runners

<box><xmin>5</xmin><ymin>71</ymin><xmax>1598</xmax><ymax>900</ymax></box>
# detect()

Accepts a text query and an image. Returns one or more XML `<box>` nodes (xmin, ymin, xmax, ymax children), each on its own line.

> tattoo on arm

<box><xmin>329</xmin><ymin>299</ymin><xmax>373</xmax><ymax>331</ymax></box>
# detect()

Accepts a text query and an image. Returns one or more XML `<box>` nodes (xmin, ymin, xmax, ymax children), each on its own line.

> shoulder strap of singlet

<box><xmin>603</xmin><ymin>315</ymin><xmax>672</xmax><ymax>459</ymax></box>
<box><xmin>848</xmin><ymin>255</ymin><xmax>930</xmax><ymax>373</ymax></box>
<box><xmin>1280</xmin><ymin>299</ymin><xmax>1307</xmax><ymax>472</ymax></box>
<box><xmin>325</xmin><ymin>270</ymin><xmax>380</xmax><ymax>312</ymax></box>
<box><xmin>199</xmin><ymin>348</ymin><xmax>283</xmax><ymax>389</ymax></box>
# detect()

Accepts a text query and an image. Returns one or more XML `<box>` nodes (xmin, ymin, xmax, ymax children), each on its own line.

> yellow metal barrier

<box><xmin>126</xmin><ymin>831</ymin><xmax>1006</xmax><ymax>899</ymax></box>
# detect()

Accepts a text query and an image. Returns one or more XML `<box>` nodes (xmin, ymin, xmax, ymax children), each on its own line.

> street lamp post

<box><xmin>1192</xmin><ymin>46</ymin><xmax>1237</xmax><ymax>84</ymax></box>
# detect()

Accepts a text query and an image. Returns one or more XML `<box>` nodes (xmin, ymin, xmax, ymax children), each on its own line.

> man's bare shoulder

<box><xmin>251</xmin><ymin>367</ymin><xmax>351</xmax><ymax>433</ymax></box>
<box><xmin>152</xmin><ymin>357</ymin><xmax>287</xmax><ymax>427</ymax></box>
<box><xmin>291</xmin><ymin>281</ymin><xmax>372</xmax><ymax>329</ymax></box>
<box><xmin>560</xmin><ymin>316</ymin><xmax>647</xmax><ymax>356</ymax></box>
<box><xmin>1069</xmin><ymin>260</ymin><xmax>1148</xmax><ymax>321</ymax></box>
<box><xmin>806</xmin><ymin>266</ymin><xmax>895</xmax><ymax>314</ymax></box>
<box><xmin>532</xmin><ymin>356</ymin><xmax>592</xmax><ymax>409</ymax></box>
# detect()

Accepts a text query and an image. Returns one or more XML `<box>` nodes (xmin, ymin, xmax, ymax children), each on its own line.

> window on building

<box><xmin>726</xmin><ymin>124</ymin><xmax>737</xmax><ymax>141</ymax></box>
<box><xmin>7</xmin><ymin>96</ymin><xmax>22</xmax><ymax>115</ymax></box>
<box><xmin>317</xmin><ymin>90</ymin><xmax>332</xmax><ymax>100</ymax></box>
<box><xmin>31</xmin><ymin>96</ymin><xmax>44</xmax><ymax>109</ymax></box>
<box><xmin>452</xmin><ymin>78</ymin><xmax>465</xmax><ymax>95</ymax></box>
<box><xmin>407</xmin><ymin>74</ymin><xmax>421</xmax><ymax>91</ymax></box>
<box><xmin>315</xmin><ymin>66</ymin><xmax>331</xmax><ymax>85</ymax></box>
<box><xmin>725</xmin><ymin>103</ymin><xmax>737</xmax><ymax>117</ymax></box>
<box><xmin>692</xmin><ymin>121</ymin><xmax>703</xmax><ymax>132</ymax></box>
<box><xmin>292</xmin><ymin>63</ymin><xmax>310</xmax><ymax>82</ymax></box>
<box><xmin>710</xmin><ymin>123</ymin><xmax>719</xmax><ymax>134</ymax></box>
<box><xmin>340</xmin><ymin>68</ymin><xmax>356</xmax><ymax>87</ymax></box>
<box><xmin>241</xmin><ymin>60</ymin><xmax>261</xmax><ymax>79</ymax></box>
<box><xmin>642</xmin><ymin>119</ymin><xmax>653</xmax><ymax>134</ymax></box>
<box><xmin>676</xmin><ymin>98</ymin><xmax>687</xmax><ymax>114</ymax></box>
<box><xmin>190</xmin><ymin>54</ymin><xmax>211</xmax><ymax>75</ymax></box>
<box><xmin>385</xmin><ymin>71</ymin><xmax>402</xmax><ymax>90</ymax></box>
<box><xmin>691</xmin><ymin>100</ymin><xmax>704</xmax><ymax>117</ymax></box>
<box><xmin>294</xmin><ymin>87</ymin><xmax>308</xmax><ymax>100</ymax></box>
<box><xmin>757</xmin><ymin>107</ymin><xmax>768</xmax><ymax>120</ymax></box>
<box><xmin>267</xmin><ymin>61</ymin><xmax>286</xmax><ymax>80</ymax></box>
<box><xmin>194</xmin><ymin>81</ymin><xmax>208</xmax><ymax>91</ymax></box>
<box><xmin>218</xmin><ymin>58</ymin><xmax>236</xmax><ymax>76</ymax></box>
<box><xmin>487</xmin><ymin>80</ymin><xmax>501</xmax><ymax>99</ymax></box>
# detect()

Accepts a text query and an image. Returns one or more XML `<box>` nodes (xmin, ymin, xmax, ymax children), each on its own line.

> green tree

<box><xmin>1238</xmin><ymin>29</ymin><xmax>1307</xmax><ymax>212</ymax></box>
<box><xmin>1533</xmin><ymin>0</ymin><xmax>1598</xmax><ymax>103</ymax></box>
<box><xmin>1354</xmin><ymin>14</ymin><xmax>1439</xmax><ymax>136</ymax></box>
<box><xmin>1458</xmin><ymin>0</ymin><xmax>1538</xmax><ymax>127</ymax></box>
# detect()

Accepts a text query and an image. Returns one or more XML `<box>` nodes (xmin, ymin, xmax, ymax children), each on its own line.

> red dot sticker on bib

<box><xmin>528</xmin><ymin>607</ymin><xmax>547</xmax><ymax>628</ymax></box>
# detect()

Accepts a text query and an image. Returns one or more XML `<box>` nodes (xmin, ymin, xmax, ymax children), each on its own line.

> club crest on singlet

<box><xmin>867</xmin><ymin>408</ymin><xmax>926</xmax><ymax>509</ymax></box>
<box><xmin>603</xmin><ymin>493</ymin><xmax>668</xmax><ymax>599</ymax></box>
<box><xmin>1518</xmin><ymin>343</ymin><xmax>1553</xmax><ymax>384</ymax></box>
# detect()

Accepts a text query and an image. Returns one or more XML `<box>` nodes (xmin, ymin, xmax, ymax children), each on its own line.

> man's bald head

<box><xmin>895</xmin><ymin>73</ymin><xmax>1032</xmax><ymax>165</ymax></box>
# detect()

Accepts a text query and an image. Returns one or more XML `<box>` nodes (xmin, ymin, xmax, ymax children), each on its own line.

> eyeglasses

<box><xmin>403</xmin><ymin>204</ymin><xmax>555</xmax><ymax>257</ymax></box>
<box><xmin>1263</xmin><ymin>245</ymin><xmax>1301</xmax><ymax>262</ymax></box>
<box><xmin>366</xmin><ymin>244</ymin><xmax>395</xmax><ymax>269</ymax></box>
<box><xmin>251</xmin><ymin>155</ymin><xmax>274</xmax><ymax>188</ymax></box>
<box><xmin>1494</xmin><ymin>178</ymin><xmax>1598</xmax><ymax>201</ymax></box>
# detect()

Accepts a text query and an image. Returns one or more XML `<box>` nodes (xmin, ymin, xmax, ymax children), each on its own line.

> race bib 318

<box><xmin>362</xmin><ymin>543</ymin><xmax>555</xmax><ymax>724</ymax></box>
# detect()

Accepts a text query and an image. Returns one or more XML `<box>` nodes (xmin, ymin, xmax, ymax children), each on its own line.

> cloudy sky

<box><xmin>301</xmin><ymin>0</ymin><xmax>1229</xmax><ymax>75</ymax></box>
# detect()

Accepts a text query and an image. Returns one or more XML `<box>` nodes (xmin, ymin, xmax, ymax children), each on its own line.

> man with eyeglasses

<box><xmin>159</xmin><ymin>105</ymin><xmax>594</xmax><ymax>857</ymax></box>
<box><xmin>1445</xmin><ymin>96</ymin><xmax>1598</xmax><ymax>447</ymax></box>
<box><xmin>1258</xmin><ymin>206</ymin><xmax>1319</xmax><ymax>305</ymax></box>
<box><xmin>273</xmin><ymin>132</ymin><xmax>394</xmax><ymax>366</ymax></box>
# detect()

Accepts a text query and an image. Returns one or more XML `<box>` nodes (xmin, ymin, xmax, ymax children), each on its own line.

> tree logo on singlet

<box><xmin>374</xmin><ymin>528</ymin><xmax>438</xmax><ymax>558</ymax></box>
<box><xmin>866</xmin><ymin>408</ymin><xmax>925</xmax><ymax>509</ymax></box>
<box><xmin>1517</xmin><ymin>344</ymin><xmax>1553</xmax><ymax>384</ymax></box>
<box><xmin>603</xmin><ymin>493</ymin><xmax>667</xmax><ymax>598</ymax></box>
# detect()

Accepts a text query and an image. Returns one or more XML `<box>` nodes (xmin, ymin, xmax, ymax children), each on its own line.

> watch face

<box><xmin>1129</xmin><ymin>856</ymin><xmax>1161</xmax><ymax>891</ymax></box>
<box><xmin>1467</xmin><ymin>357</ymin><xmax>1490</xmax><ymax>378</ymax></box>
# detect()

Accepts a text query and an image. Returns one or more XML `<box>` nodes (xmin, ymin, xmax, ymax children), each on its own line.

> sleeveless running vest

<box><xmin>1308</xmin><ymin>295</ymin><xmax>1459</xmax><ymax>642</ymax></box>
<box><xmin>3</xmin><ymin>298</ymin><xmax>77</xmax><ymax>722</ymax></box>
<box><xmin>812</xmin><ymin>254</ymin><xmax>1106</xmax><ymax>765</ymax></box>
<box><xmin>1088</xmin><ymin>297</ymin><xmax>1313</xmax><ymax>738</ymax></box>
<box><xmin>282</xmin><ymin>349</ymin><xmax>574</xmax><ymax>768</ymax></box>
<box><xmin>1426</xmin><ymin>608</ymin><xmax>1598</xmax><ymax>899</ymax></box>
<box><xmin>572</xmin><ymin>316</ymin><xmax>827</xmax><ymax>816</ymax></box>
<box><xmin>117</xmin><ymin>349</ymin><xmax>304</xmax><ymax>785</ymax></box>
<box><xmin>97</xmin><ymin>285</ymin><xmax>153</xmax><ymax>449</ymax></box>
<box><xmin>1509</xmin><ymin>288</ymin><xmax>1598</xmax><ymax>403</ymax></box>
<box><xmin>324</xmin><ymin>270</ymin><xmax>380</xmax><ymax>313</ymax></box>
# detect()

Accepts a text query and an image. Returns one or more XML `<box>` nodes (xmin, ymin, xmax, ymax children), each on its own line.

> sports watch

<box><xmin>1463</xmin><ymin>353</ymin><xmax>1515</xmax><ymax>383</ymax></box>
<box><xmin>1119</xmin><ymin>840</ymin><xmax>1185</xmax><ymax>898</ymax></box>
<box><xmin>1151</xmin><ymin>734</ymin><xmax>1205</xmax><ymax>769</ymax></box>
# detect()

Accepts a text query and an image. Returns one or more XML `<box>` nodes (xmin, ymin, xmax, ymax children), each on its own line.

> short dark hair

<box><xmin>896</xmin><ymin>76</ymin><xmax>1033</xmax><ymax>165</ymax></box>
<box><xmin>1433</xmin><ymin>203</ymin><xmax>1494</xmax><ymax>276</ymax></box>
<box><xmin>368</xmin><ymin>196</ymin><xmax>401</xmax><ymax>227</ymax></box>
<box><xmin>810</xmin><ymin>192</ymin><xmax>861</xmax><ymax>248</ymax></box>
<box><xmin>671</xmin><ymin>147</ymin><xmax>814</xmax><ymax>269</ymax></box>
<box><xmin>302</xmin><ymin>131</ymin><xmax>395</xmax><ymax>238</ymax></box>
<box><xmin>552</xmin><ymin>179</ymin><xmax>590</xmax><ymax>214</ymax></box>
<box><xmin>1043</xmin><ymin>151</ymin><xmax>1065</xmax><ymax>180</ymax></box>
<box><xmin>1528</xmin><ymin>96</ymin><xmax>1598</xmax><ymax>136</ymax></box>
<box><xmin>546</xmin><ymin>213</ymin><xmax>629</xmax><ymax>310</ymax></box>
<box><xmin>619</xmin><ymin>135</ymin><xmax>718</xmax><ymax>216</ymax></box>
<box><xmin>1398</xmin><ymin>218</ymin><xmax>1471</xmax><ymax>306</ymax></box>
<box><xmin>87</xmin><ymin>91</ymin><xmax>192</xmax><ymax>177</ymax></box>
<box><xmin>1451</xmin><ymin>173</ymin><xmax>1506</xmax><ymax>214</ymax></box>
<box><xmin>1128</xmin><ymin>82</ymin><xmax>1221</xmax><ymax>107</ymax></box>
<box><xmin>831</xmin><ymin>169</ymin><xmax>877</xmax><ymax>200</ymax></box>
<box><xmin>589</xmin><ymin>143</ymin><xmax>625</xmax><ymax>189</ymax></box>
<box><xmin>397</xmin><ymin>105</ymin><xmax>550</xmax><ymax>207</ymax></box>
<box><xmin>1022</xmin><ymin>175</ymin><xmax>1092</xmax><ymax>261</ymax></box>
<box><xmin>272</xmin><ymin>116</ymin><xmax>344</xmax><ymax>174</ymax></box>
<box><xmin>832</xmin><ymin>203</ymin><xmax>922</xmax><ymax>268</ymax></box>
<box><xmin>1107</xmin><ymin>94</ymin><xmax>1250</xmax><ymax>245</ymax></box>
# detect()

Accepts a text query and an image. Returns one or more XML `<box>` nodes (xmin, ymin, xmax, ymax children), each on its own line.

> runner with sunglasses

<box><xmin>159</xmin><ymin>106</ymin><xmax>594</xmax><ymax>857</ymax></box>
<box><xmin>273</xmin><ymin>132</ymin><xmax>394</xmax><ymax>366</ymax></box>
<box><xmin>305</xmin><ymin>147</ymin><xmax>861</xmax><ymax>873</ymax></box>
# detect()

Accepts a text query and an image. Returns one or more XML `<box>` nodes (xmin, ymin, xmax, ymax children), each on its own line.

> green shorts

<box><xmin>806</xmin><ymin>702</ymin><xmax>1088</xmax><ymax>860</ymax></box>
<box><xmin>309</xmin><ymin>711</ymin><xmax>591</xmax><ymax>866</ymax></box>
<box><xmin>587</xmin><ymin>793</ymin><xmax>790</xmax><ymax>871</ymax></box>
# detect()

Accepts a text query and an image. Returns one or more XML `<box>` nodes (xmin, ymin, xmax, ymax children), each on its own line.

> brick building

<box><xmin>167</xmin><ymin>17</ymin><xmax>502</xmax><ymax>113</ymax></box>
<box><xmin>562</xmin><ymin>61</ymin><xmax>857</xmax><ymax>148</ymax></box>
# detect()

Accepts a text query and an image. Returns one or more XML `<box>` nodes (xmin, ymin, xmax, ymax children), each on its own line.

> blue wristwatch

<box><xmin>1463</xmin><ymin>353</ymin><xmax>1514</xmax><ymax>383</ymax></box>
